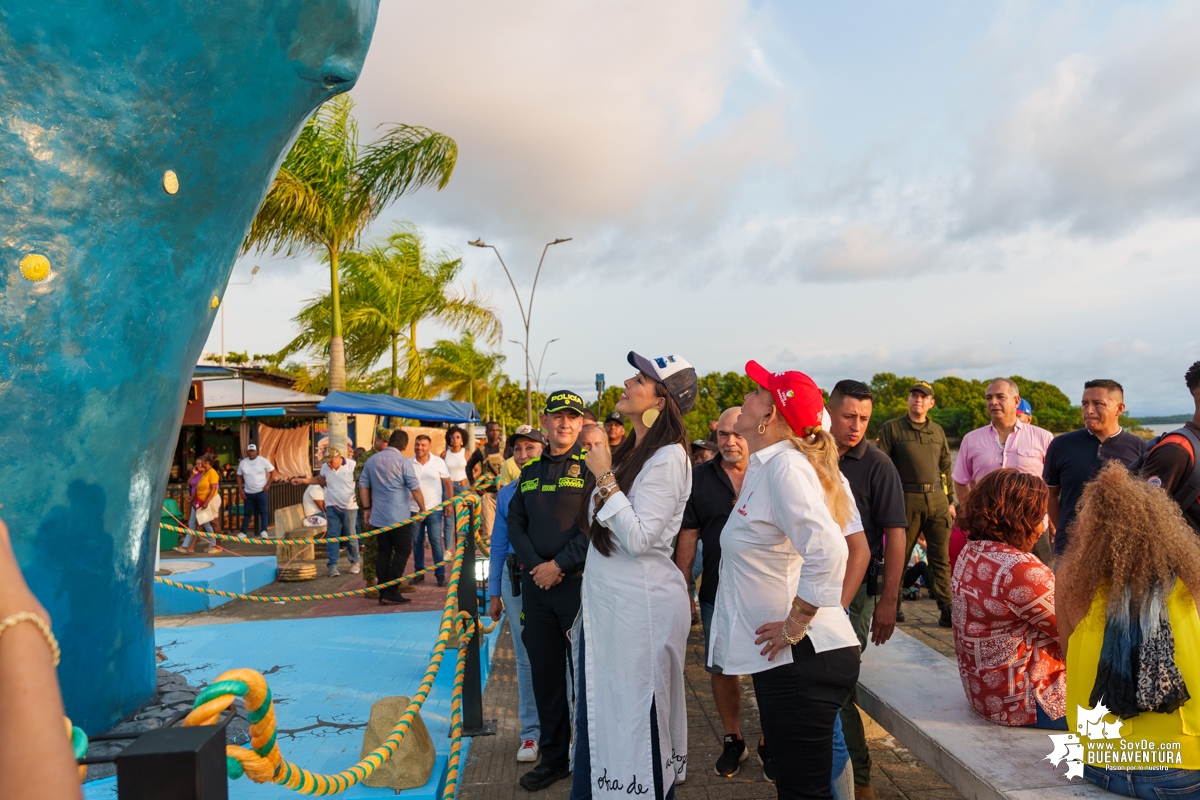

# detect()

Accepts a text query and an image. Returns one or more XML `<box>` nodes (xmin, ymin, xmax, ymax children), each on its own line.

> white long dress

<box><xmin>573</xmin><ymin>443</ymin><xmax>692</xmax><ymax>797</ymax></box>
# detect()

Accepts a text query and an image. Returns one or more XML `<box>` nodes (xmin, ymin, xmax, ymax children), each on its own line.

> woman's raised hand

<box><xmin>584</xmin><ymin>444</ymin><xmax>612</xmax><ymax>481</ymax></box>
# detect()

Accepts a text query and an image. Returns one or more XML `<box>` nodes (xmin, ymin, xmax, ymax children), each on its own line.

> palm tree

<box><xmin>423</xmin><ymin>332</ymin><xmax>506</xmax><ymax>418</ymax></box>
<box><xmin>242</xmin><ymin>95</ymin><xmax>457</xmax><ymax>449</ymax></box>
<box><xmin>276</xmin><ymin>226</ymin><xmax>500</xmax><ymax>397</ymax></box>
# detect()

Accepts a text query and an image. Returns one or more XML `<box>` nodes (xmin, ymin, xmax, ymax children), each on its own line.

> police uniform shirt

<box><xmin>837</xmin><ymin>438</ymin><xmax>907</xmax><ymax>560</ymax></box>
<box><xmin>505</xmin><ymin>443</ymin><xmax>591</xmax><ymax>573</ymax></box>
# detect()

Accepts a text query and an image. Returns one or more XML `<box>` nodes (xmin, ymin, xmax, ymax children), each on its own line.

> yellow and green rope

<box><xmin>178</xmin><ymin>495</ymin><xmax>496</xmax><ymax>794</ymax></box>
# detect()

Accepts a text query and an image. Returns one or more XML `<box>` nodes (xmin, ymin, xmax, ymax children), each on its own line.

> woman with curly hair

<box><xmin>951</xmin><ymin>468</ymin><xmax>1067</xmax><ymax>729</ymax></box>
<box><xmin>1058</xmin><ymin>462</ymin><xmax>1200</xmax><ymax>797</ymax></box>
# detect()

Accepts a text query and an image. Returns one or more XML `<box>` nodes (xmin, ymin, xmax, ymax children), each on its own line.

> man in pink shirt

<box><xmin>952</xmin><ymin>378</ymin><xmax>1055</xmax><ymax>563</ymax></box>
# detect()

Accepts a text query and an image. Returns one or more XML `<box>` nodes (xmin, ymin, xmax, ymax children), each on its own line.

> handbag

<box><xmin>196</xmin><ymin>491</ymin><xmax>222</xmax><ymax>526</ymax></box>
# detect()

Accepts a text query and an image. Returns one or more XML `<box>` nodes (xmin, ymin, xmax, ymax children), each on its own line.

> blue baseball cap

<box><xmin>1017</xmin><ymin>398</ymin><xmax>1033</xmax><ymax>416</ymax></box>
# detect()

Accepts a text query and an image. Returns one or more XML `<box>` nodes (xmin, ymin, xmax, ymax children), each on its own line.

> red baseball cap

<box><xmin>745</xmin><ymin>360</ymin><xmax>825</xmax><ymax>436</ymax></box>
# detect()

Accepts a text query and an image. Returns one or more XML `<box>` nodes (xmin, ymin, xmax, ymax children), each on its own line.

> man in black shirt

<box><xmin>1044</xmin><ymin>380</ymin><xmax>1147</xmax><ymax>554</ymax></box>
<box><xmin>675</xmin><ymin>407</ymin><xmax>750</xmax><ymax>777</ymax></box>
<box><xmin>828</xmin><ymin>381</ymin><xmax>907</xmax><ymax>799</ymax></box>
<box><xmin>1142</xmin><ymin>361</ymin><xmax>1200</xmax><ymax>533</ymax></box>
<box><xmin>506</xmin><ymin>390</ymin><xmax>590</xmax><ymax>791</ymax></box>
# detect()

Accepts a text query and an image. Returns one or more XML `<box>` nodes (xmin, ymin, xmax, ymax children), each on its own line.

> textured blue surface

<box><xmin>82</xmin><ymin>613</ymin><xmax>498</xmax><ymax>799</ymax></box>
<box><xmin>153</xmin><ymin>557</ymin><xmax>279</xmax><ymax>615</ymax></box>
<box><xmin>0</xmin><ymin>1</ymin><xmax>380</xmax><ymax>732</ymax></box>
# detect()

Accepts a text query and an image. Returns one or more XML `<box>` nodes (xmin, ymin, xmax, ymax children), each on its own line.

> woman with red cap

<box><xmin>570</xmin><ymin>352</ymin><xmax>698</xmax><ymax>800</ymax></box>
<box><xmin>708</xmin><ymin>361</ymin><xmax>863</xmax><ymax>799</ymax></box>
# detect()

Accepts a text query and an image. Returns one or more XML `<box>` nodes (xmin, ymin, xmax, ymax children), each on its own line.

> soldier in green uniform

<box><xmin>876</xmin><ymin>381</ymin><xmax>956</xmax><ymax>626</ymax></box>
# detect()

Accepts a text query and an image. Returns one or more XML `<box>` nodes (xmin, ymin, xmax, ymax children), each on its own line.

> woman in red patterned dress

<box><xmin>951</xmin><ymin>468</ymin><xmax>1067</xmax><ymax>729</ymax></box>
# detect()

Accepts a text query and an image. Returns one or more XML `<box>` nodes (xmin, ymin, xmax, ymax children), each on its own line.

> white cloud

<box><xmin>958</xmin><ymin>2</ymin><xmax>1200</xmax><ymax>235</ymax></box>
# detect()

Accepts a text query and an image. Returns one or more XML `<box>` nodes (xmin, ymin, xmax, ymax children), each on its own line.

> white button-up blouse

<box><xmin>708</xmin><ymin>440</ymin><xmax>863</xmax><ymax>675</ymax></box>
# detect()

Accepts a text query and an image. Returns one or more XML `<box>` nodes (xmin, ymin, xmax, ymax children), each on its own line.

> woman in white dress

<box><xmin>571</xmin><ymin>351</ymin><xmax>698</xmax><ymax>800</ymax></box>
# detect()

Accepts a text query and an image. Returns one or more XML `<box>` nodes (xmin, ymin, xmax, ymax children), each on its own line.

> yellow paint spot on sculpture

<box><xmin>211</xmin><ymin>296</ymin><xmax>220</xmax><ymax>309</ymax></box>
<box><xmin>163</xmin><ymin>170</ymin><xmax>179</xmax><ymax>195</ymax></box>
<box><xmin>19</xmin><ymin>253</ymin><xmax>51</xmax><ymax>281</ymax></box>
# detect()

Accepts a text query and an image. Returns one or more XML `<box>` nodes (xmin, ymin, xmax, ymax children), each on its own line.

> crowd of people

<box><xmin>476</xmin><ymin>356</ymin><xmax>1200</xmax><ymax>800</ymax></box>
<box><xmin>6</xmin><ymin>356</ymin><xmax>1200</xmax><ymax>800</ymax></box>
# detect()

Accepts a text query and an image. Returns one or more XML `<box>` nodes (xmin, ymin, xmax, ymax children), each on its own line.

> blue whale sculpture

<box><xmin>0</xmin><ymin>1</ymin><xmax>380</xmax><ymax>732</ymax></box>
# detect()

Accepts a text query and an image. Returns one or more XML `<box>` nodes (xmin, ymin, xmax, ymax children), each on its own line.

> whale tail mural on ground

<box><xmin>0</xmin><ymin>0</ymin><xmax>381</xmax><ymax>733</ymax></box>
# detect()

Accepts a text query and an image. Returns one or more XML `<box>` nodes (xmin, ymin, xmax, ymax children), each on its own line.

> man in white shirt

<box><xmin>236</xmin><ymin>444</ymin><xmax>274</xmax><ymax>537</ymax></box>
<box><xmin>410</xmin><ymin>434</ymin><xmax>453</xmax><ymax>587</ymax></box>
<box><xmin>292</xmin><ymin>448</ymin><xmax>361</xmax><ymax>578</ymax></box>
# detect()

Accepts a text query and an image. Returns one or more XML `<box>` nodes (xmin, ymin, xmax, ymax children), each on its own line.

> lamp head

<box><xmin>468</xmin><ymin>238</ymin><xmax>488</xmax><ymax>248</ymax></box>
<box><xmin>551</xmin><ymin>238</ymin><xmax>572</xmax><ymax>245</ymax></box>
<box><xmin>250</xmin><ymin>265</ymin><xmax>260</xmax><ymax>275</ymax></box>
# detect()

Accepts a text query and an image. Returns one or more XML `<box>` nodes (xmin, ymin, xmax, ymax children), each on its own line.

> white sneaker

<box><xmin>328</xmin><ymin>568</ymin><xmax>340</xmax><ymax>578</ymax></box>
<box><xmin>350</xmin><ymin>562</ymin><xmax>361</xmax><ymax>574</ymax></box>
<box><xmin>516</xmin><ymin>739</ymin><xmax>539</xmax><ymax>762</ymax></box>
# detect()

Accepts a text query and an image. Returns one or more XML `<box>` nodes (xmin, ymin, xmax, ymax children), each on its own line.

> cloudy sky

<box><xmin>210</xmin><ymin>0</ymin><xmax>1200</xmax><ymax>415</ymax></box>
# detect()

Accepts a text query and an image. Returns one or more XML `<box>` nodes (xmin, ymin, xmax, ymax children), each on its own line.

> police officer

<box><xmin>505</xmin><ymin>389</ymin><xmax>590</xmax><ymax>792</ymax></box>
<box><xmin>875</xmin><ymin>381</ymin><xmax>956</xmax><ymax>626</ymax></box>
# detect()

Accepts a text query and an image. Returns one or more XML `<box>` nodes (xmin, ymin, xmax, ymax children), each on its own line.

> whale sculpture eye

<box><xmin>19</xmin><ymin>253</ymin><xmax>51</xmax><ymax>282</ymax></box>
<box><xmin>163</xmin><ymin>170</ymin><xmax>179</xmax><ymax>195</ymax></box>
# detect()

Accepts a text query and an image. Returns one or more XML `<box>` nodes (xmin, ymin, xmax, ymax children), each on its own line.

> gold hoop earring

<box><xmin>641</xmin><ymin>408</ymin><xmax>660</xmax><ymax>428</ymax></box>
<box><xmin>757</xmin><ymin>423</ymin><xmax>767</xmax><ymax>435</ymax></box>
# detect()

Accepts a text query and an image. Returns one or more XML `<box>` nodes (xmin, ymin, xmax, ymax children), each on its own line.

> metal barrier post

<box><xmin>460</xmin><ymin>495</ymin><xmax>495</xmax><ymax>737</ymax></box>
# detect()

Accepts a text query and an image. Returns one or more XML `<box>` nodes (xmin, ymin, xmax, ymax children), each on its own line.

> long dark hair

<box><xmin>578</xmin><ymin>381</ymin><xmax>688</xmax><ymax>556</ymax></box>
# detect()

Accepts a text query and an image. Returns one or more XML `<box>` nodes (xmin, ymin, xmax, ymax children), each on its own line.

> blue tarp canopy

<box><xmin>317</xmin><ymin>391</ymin><xmax>480</xmax><ymax>424</ymax></box>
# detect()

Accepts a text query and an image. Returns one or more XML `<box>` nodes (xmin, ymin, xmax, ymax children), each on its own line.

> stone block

<box><xmin>359</xmin><ymin>696</ymin><xmax>435</xmax><ymax>790</ymax></box>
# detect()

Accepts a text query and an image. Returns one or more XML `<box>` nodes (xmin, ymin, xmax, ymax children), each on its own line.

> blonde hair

<box><xmin>784</xmin><ymin>428</ymin><xmax>853</xmax><ymax>529</ymax></box>
<box><xmin>1058</xmin><ymin>462</ymin><xmax>1200</xmax><ymax>624</ymax></box>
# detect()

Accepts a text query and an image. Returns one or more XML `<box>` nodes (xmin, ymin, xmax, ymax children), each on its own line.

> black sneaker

<box><xmin>714</xmin><ymin>734</ymin><xmax>747</xmax><ymax>777</ymax></box>
<box><xmin>939</xmin><ymin>606</ymin><xmax>952</xmax><ymax>628</ymax></box>
<box><xmin>519</xmin><ymin>762</ymin><xmax>570</xmax><ymax>791</ymax></box>
<box><xmin>436</xmin><ymin>575</ymin><xmax>446</xmax><ymax>587</ymax></box>
<box><xmin>758</xmin><ymin>741</ymin><xmax>775</xmax><ymax>784</ymax></box>
<box><xmin>412</xmin><ymin>574</ymin><xmax>426</xmax><ymax>584</ymax></box>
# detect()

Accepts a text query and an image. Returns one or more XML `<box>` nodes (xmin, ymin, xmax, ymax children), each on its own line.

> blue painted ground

<box><xmin>84</xmin><ymin>612</ymin><xmax>498</xmax><ymax>799</ymax></box>
<box><xmin>154</xmin><ymin>556</ymin><xmax>279</xmax><ymax>615</ymax></box>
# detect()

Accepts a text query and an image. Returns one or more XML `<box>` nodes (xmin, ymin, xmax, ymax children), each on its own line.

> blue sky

<box><xmin>210</xmin><ymin>0</ymin><xmax>1200</xmax><ymax>415</ymax></box>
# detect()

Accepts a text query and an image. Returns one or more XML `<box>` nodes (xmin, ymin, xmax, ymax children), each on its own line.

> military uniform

<box><xmin>876</xmin><ymin>413</ymin><xmax>955</xmax><ymax>614</ymax></box>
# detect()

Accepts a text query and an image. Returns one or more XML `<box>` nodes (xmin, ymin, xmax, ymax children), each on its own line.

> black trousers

<box><xmin>521</xmin><ymin>572</ymin><xmax>582</xmax><ymax>770</ymax></box>
<box><xmin>376</xmin><ymin>524</ymin><xmax>413</xmax><ymax>601</ymax></box>
<box><xmin>751</xmin><ymin>640</ymin><xmax>860</xmax><ymax>800</ymax></box>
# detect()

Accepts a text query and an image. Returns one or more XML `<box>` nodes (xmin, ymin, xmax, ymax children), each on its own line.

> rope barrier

<box><xmin>162</xmin><ymin>475</ymin><xmax>498</xmax><ymax>546</ymax></box>
<box><xmin>177</xmin><ymin>495</ymin><xmax>495</xmax><ymax>795</ymax></box>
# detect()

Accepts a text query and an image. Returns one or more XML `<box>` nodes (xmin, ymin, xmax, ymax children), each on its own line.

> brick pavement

<box><xmin>460</xmin><ymin>593</ymin><xmax>963</xmax><ymax>800</ymax></box>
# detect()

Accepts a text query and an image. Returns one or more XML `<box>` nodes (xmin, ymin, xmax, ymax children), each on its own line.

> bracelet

<box><xmin>781</xmin><ymin>616</ymin><xmax>808</xmax><ymax>646</ymax></box>
<box><xmin>790</xmin><ymin>598</ymin><xmax>816</xmax><ymax>619</ymax></box>
<box><xmin>788</xmin><ymin>610</ymin><xmax>812</xmax><ymax>627</ymax></box>
<box><xmin>0</xmin><ymin>612</ymin><xmax>60</xmax><ymax>667</ymax></box>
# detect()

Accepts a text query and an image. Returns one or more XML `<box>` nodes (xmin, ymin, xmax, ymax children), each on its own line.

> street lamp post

<box><xmin>512</xmin><ymin>336</ymin><xmax>560</xmax><ymax>401</ymax></box>
<box><xmin>220</xmin><ymin>265</ymin><xmax>260</xmax><ymax>366</ymax></box>
<box><xmin>469</xmin><ymin>237</ymin><xmax>571</xmax><ymax>425</ymax></box>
